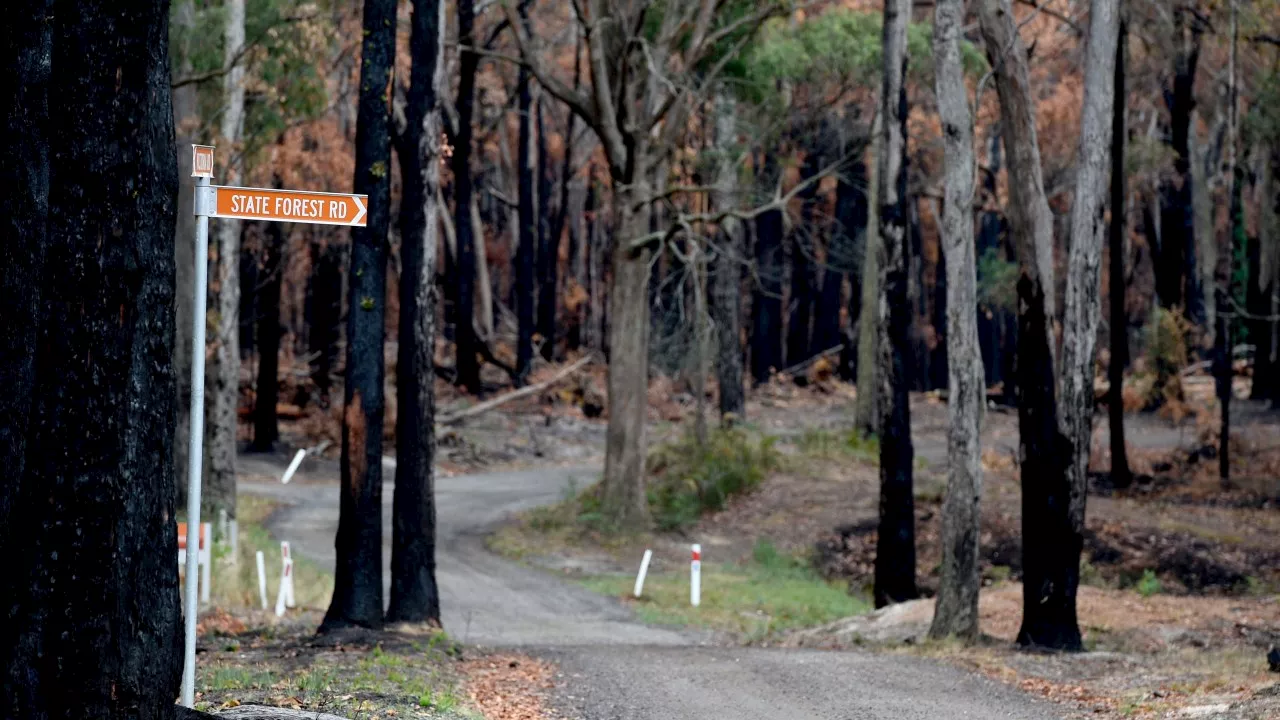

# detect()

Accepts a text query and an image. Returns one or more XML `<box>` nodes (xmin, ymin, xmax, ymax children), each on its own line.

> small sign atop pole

<box><xmin>192</xmin><ymin>145</ymin><xmax>215</xmax><ymax>178</ymax></box>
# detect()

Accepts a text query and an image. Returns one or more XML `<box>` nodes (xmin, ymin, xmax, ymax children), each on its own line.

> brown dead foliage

<box><xmin>461</xmin><ymin>654</ymin><xmax>559</xmax><ymax>720</ymax></box>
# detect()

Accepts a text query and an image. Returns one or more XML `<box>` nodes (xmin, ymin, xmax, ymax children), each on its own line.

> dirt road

<box><xmin>239</xmin><ymin>454</ymin><xmax>1060</xmax><ymax>719</ymax></box>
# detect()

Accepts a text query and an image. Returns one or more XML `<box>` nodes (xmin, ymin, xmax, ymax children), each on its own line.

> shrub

<box><xmin>647</xmin><ymin>429</ymin><xmax>780</xmax><ymax>531</ymax></box>
<box><xmin>1136</xmin><ymin>569</ymin><xmax>1163</xmax><ymax>597</ymax></box>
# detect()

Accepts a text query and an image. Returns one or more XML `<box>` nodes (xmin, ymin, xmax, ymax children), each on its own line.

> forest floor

<box><xmin>216</xmin><ymin>358</ymin><xmax>1280</xmax><ymax>719</ymax></box>
<box><xmin>476</xmin><ymin>367</ymin><xmax>1280</xmax><ymax>719</ymax></box>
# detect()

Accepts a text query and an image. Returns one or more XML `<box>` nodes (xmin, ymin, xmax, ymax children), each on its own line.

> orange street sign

<box><xmin>211</xmin><ymin>185</ymin><xmax>368</xmax><ymax>227</ymax></box>
<box><xmin>192</xmin><ymin>145</ymin><xmax>215</xmax><ymax>178</ymax></box>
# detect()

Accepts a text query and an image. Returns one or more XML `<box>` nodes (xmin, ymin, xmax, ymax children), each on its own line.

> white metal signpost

<box><xmin>181</xmin><ymin>145</ymin><xmax>368</xmax><ymax>707</ymax></box>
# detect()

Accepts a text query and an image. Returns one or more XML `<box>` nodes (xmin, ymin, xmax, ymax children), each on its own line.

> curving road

<box><xmin>239</xmin><ymin>454</ymin><xmax>1061</xmax><ymax>719</ymax></box>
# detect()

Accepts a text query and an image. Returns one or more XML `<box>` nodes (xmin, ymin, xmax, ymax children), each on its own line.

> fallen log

<box><xmin>436</xmin><ymin>354</ymin><xmax>595</xmax><ymax>425</ymax></box>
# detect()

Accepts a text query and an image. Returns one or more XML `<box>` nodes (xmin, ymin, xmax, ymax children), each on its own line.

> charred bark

<box><xmin>874</xmin><ymin>0</ymin><xmax>918</xmax><ymax>609</ymax></box>
<box><xmin>536</xmin><ymin>99</ymin><xmax>559</xmax><ymax>361</ymax></box>
<box><xmin>752</xmin><ymin>204</ymin><xmax>785</xmax><ymax>384</ymax></box>
<box><xmin>978</xmin><ymin>0</ymin><xmax>1083</xmax><ymax>650</ymax></box>
<box><xmin>1</xmin><ymin>1</ymin><xmax>183</xmax><ymax>713</ymax></box>
<box><xmin>1109</xmin><ymin>16</ymin><xmax>1132</xmax><ymax>488</ymax></box>
<box><xmin>323</xmin><ymin>0</ymin><xmax>396</xmax><ymax>631</ymax></box>
<box><xmin>452</xmin><ymin>0</ymin><xmax>481</xmax><ymax>393</ymax></box>
<box><xmin>515</xmin><ymin>5</ymin><xmax>536</xmax><ymax>383</ymax></box>
<box><xmin>251</xmin><ymin>209</ymin><xmax>284</xmax><ymax>452</ymax></box>
<box><xmin>387</xmin><ymin>0</ymin><xmax>445</xmax><ymax>625</ymax></box>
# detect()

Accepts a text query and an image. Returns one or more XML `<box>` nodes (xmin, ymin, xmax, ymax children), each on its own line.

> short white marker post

<box><xmin>281</xmin><ymin>542</ymin><xmax>295</xmax><ymax>608</ymax></box>
<box><xmin>280</xmin><ymin>448</ymin><xmax>307</xmax><ymax>484</ymax></box>
<box><xmin>255</xmin><ymin>551</ymin><xmax>268</xmax><ymax>610</ymax></box>
<box><xmin>274</xmin><ymin>565</ymin><xmax>288</xmax><ymax>617</ymax></box>
<box><xmin>229</xmin><ymin>519</ymin><xmax>238</xmax><ymax>562</ymax></box>
<box><xmin>690</xmin><ymin>544</ymin><xmax>702</xmax><ymax>607</ymax></box>
<box><xmin>633</xmin><ymin>549</ymin><xmax>653</xmax><ymax>598</ymax></box>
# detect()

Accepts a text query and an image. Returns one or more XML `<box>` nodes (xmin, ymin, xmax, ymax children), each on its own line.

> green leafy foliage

<box><xmin>172</xmin><ymin>0</ymin><xmax>330</xmax><ymax>165</ymax></box>
<box><xmin>646</xmin><ymin>429</ymin><xmax>781</xmax><ymax>531</ymax></box>
<box><xmin>977</xmin><ymin>247</ymin><xmax>1018</xmax><ymax>313</ymax></box>
<box><xmin>1136</xmin><ymin>569</ymin><xmax>1163</xmax><ymax>598</ymax></box>
<box><xmin>1141</xmin><ymin>306</ymin><xmax>1189</xmax><ymax>410</ymax></box>
<box><xmin>740</xmin><ymin>9</ymin><xmax>986</xmax><ymax>106</ymax></box>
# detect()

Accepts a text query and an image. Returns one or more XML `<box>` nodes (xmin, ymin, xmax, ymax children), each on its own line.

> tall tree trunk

<box><xmin>308</xmin><ymin>240</ymin><xmax>342</xmax><ymax>404</ymax></box>
<box><xmin>536</xmin><ymin>99</ymin><xmax>559</xmax><ymax>361</ymax></box>
<box><xmin>584</xmin><ymin>176</ymin><xmax>605</xmax><ymax>352</ymax></box>
<box><xmin>1218</xmin><ymin>0</ymin><xmax>1240</xmax><ymax>483</ymax></box>
<box><xmin>452</xmin><ymin>0</ymin><xmax>481</xmax><ymax>393</ymax></box>
<box><xmin>786</xmin><ymin>148</ymin><xmax>821</xmax><ymax>367</ymax></box>
<box><xmin>978</xmin><ymin>0</ymin><xmax>1082</xmax><ymax>650</ymax></box>
<box><xmin>752</xmin><ymin>152</ymin><xmax>785</xmax><ymax>384</ymax></box>
<box><xmin>1158</xmin><ymin>7</ymin><xmax>1203</xmax><ymax>325</ymax></box>
<box><xmin>1</xmin><ymin>1</ymin><xmax>182</xmax><ymax>713</ymax></box>
<box><xmin>822</xmin><ymin>155</ymin><xmax>864</xmax><ymax>361</ymax></box>
<box><xmin>387</xmin><ymin>0</ymin><xmax>444</xmax><ymax>625</ymax></box>
<box><xmin>711</xmin><ymin>90</ymin><xmax>745</xmax><ymax>422</ymax></box>
<box><xmin>205</xmin><ymin>0</ymin><xmax>246</xmax><ymax>522</ymax></box>
<box><xmin>323</xmin><ymin>0</ymin><xmax>396</xmax><ymax>631</ymax></box>
<box><xmin>600</xmin><ymin>180</ymin><xmax>654</xmax><ymax>530</ymax></box>
<box><xmin>1109</xmin><ymin>15</ymin><xmax>1132</xmax><ymax>489</ymax></box>
<box><xmin>835</xmin><ymin>157</ymin><xmax>868</xmax><ymax>380</ymax></box>
<box><xmin>252</xmin><ymin>213</ymin><xmax>284</xmax><ymax>452</ymax></box>
<box><xmin>855</xmin><ymin>111</ymin><xmax>883</xmax><ymax>436</ymax></box>
<box><xmin>874</xmin><ymin>0</ymin><xmax>918</xmax><ymax>609</ymax></box>
<box><xmin>1261</xmin><ymin>147</ymin><xmax>1280</xmax><ymax>406</ymax></box>
<box><xmin>515</xmin><ymin>6</ymin><xmax>536</xmax><ymax>383</ymax></box>
<box><xmin>172</xmin><ymin>0</ymin><xmax>197</xmax><ymax>509</ymax></box>
<box><xmin>929</xmin><ymin>0</ymin><xmax>983</xmax><ymax>640</ymax></box>
<box><xmin>1056</xmin><ymin>0</ymin><xmax>1119</xmax><ymax>650</ymax></box>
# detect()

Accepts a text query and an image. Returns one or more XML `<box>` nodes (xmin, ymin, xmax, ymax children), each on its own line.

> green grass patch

<box><xmin>646</xmin><ymin>428</ymin><xmax>781</xmax><ymax>531</ymax></box>
<box><xmin>198</xmin><ymin>638</ymin><xmax>474</xmax><ymax>718</ymax></box>
<box><xmin>793</xmin><ymin>428</ymin><xmax>879</xmax><ymax>463</ymax></box>
<box><xmin>579</xmin><ymin>539</ymin><xmax>870</xmax><ymax>642</ymax></box>
<box><xmin>186</xmin><ymin>495</ymin><xmax>334</xmax><ymax>611</ymax></box>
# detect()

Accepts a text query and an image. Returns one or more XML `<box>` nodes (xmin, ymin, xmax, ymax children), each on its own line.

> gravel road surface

<box><xmin>239</xmin><ymin>454</ymin><xmax>1060</xmax><ymax>719</ymax></box>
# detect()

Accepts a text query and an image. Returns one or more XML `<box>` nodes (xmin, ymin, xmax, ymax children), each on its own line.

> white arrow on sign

<box><xmin>350</xmin><ymin>195</ymin><xmax>367</xmax><ymax>227</ymax></box>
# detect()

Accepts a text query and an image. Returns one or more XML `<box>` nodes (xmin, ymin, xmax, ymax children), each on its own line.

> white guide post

<box><xmin>690</xmin><ymin>544</ymin><xmax>702</xmax><ymax>607</ymax></box>
<box><xmin>633</xmin><ymin>549</ymin><xmax>653</xmax><ymax>598</ymax></box>
<box><xmin>256</xmin><ymin>550</ymin><xmax>268</xmax><ymax>610</ymax></box>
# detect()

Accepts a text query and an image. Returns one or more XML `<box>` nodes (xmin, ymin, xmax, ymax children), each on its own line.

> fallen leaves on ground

<box><xmin>461</xmin><ymin>654</ymin><xmax>559</xmax><ymax>720</ymax></box>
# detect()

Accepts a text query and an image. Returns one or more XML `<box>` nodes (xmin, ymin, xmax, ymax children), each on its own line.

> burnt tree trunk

<box><xmin>536</xmin><ymin>99</ymin><xmax>559</xmax><ymax>361</ymax></box>
<box><xmin>874</xmin><ymin>0</ymin><xmax>918</xmax><ymax>609</ymax></box>
<box><xmin>452</xmin><ymin>0</ymin><xmax>481</xmax><ymax>393</ymax></box>
<box><xmin>830</xmin><ymin>157</ymin><xmax>868</xmax><ymax>375</ymax></box>
<box><xmin>786</xmin><ymin>147</ymin><xmax>821</xmax><ymax>367</ymax></box>
<box><xmin>387</xmin><ymin>0</ymin><xmax>444</xmax><ymax>625</ymax></box>
<box><xmin>752</xmin><ymin>152</ymin><xmax>785</xmax><ymax>384</ymax></box>
<box><xmin>307</xmin><ymin>240</ymin><xmax>342</xmax><ymax>404</ymax></box>
<box><xmin>1</xmin><ymin>1</ymin><xmax>183</xmax><ymax>714</ymax></box>
<box><xmin>323</xmin><ymin>0</ymin><xmax>396</xmax><ymax>631</ymax></box>
<box><xmin>514</xmin><ymin>5</ymin><xmax>536</xmax><ymax>384</ymax></box>
<box><xmin>1056</xmin><ymin>0</ymin><xmax>1118</xmax><ymax>650</ymax></box>
<box><xmin>1109</xmin><ymin>15</ymin><xmax>1132</xmax><ymax>488</ymax></box>
<box><xmin>1157</xmin><ymin>8</ymin><xmax>1202</xmax><ymax>324</ymax></box>
<box><xmin>252</xmin><ymin>211</ymin><xmax>284</xmax><ymax>452</ymax></box>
